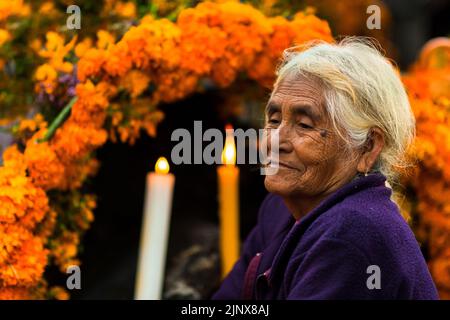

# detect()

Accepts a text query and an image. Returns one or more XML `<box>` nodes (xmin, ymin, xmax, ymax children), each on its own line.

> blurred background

<box><xmin>0</xmin><ymin>0</ymin><xmax>449</xmax><ymax>300</ymax></box>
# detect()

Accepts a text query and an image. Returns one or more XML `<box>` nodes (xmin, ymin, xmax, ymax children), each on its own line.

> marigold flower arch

<box><xmin>0</xmin><ymin>2</ymin><xmax>333</xmax><ymax>299</ymax></box>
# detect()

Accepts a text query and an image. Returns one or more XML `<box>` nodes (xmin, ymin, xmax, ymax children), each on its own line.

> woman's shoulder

<box><xmin>308</xmin><ymin>186</ymin><xmax>425</xmax><ymax>274</ymax></box>
<box><xmin>301</xmin><ymin>191</ymin><xmax>439</xmax><ymax>299</ymax></box>
<box><xmin>318</xmin><ymin>188</ymin><xmax>413</xmax><ymax>247</ymax></box>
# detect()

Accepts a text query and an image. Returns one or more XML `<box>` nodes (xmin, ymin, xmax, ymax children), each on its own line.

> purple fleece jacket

<box><xmin>212</xmin><ymin>172</ymin><xmax>439</xmax><ymax>300</ymax></box>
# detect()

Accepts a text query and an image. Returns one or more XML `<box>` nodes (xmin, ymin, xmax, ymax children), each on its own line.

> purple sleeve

<box><xmin>210</xmin><ymin>195</ymin><xmax>271</xmax><ymax>300</ymax></box>
<box><xmin>286</xmin><ymin>238</ymin><xmax>377</xmax><ymax>300</ymax></box>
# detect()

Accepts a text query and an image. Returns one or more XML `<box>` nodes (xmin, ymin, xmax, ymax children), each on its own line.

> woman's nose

<box><xmin>277</xmin><ymin>123</ymin><xmax>294</xmax><ymax>154</ymax></box>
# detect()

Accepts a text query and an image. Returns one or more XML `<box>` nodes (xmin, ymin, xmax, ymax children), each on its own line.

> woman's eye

<box><xmin>268</xmin><ymin>118</ymin><xmax>280</xmax><ymax>125</ymax></box>
<box><xmin>299</xmin><ymin>123</ymin><xmax>313</xmax><ymax>129</ymax></box>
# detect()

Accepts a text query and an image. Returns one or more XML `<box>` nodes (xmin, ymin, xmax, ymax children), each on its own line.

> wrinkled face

<box><xmin>264</xmin><ymin>73</ymin><xmax>358</xmax><ymax>199</ymax></box>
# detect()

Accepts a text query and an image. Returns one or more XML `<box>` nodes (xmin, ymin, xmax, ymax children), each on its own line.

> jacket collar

<box><xmin>265</xmin><ymin>172</ymin><xmax>388</xmax><ymax>294</ymax></box>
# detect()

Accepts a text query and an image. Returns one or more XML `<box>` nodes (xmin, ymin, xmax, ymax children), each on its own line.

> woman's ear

<box><xmin>357</xmin><ymin>127</ymin><xmax>385</xmax><ymax>174</ymax></box>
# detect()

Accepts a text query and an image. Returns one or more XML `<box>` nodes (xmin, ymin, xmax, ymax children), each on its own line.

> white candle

<box><xmin>135</xmin><ymin>156</ymin><xmax>175</xmax><ymax>300</ymax></box>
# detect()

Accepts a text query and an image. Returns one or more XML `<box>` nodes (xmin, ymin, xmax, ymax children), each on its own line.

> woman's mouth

<box><xmin>269</xmin><ymin>160</ymin><xmax>299</xmax><ymax>171</ymax></box>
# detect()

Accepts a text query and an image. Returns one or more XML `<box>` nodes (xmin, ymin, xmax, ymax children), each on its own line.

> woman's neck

<box><xmin>282</xmin><ymin>174</ymin><xmax>358</xmax><ymax>220</ymax></box>
<box><xmin>282</xmin><ymin>195</ymin><xmax>325</xmax><ymax>221</ymax></box>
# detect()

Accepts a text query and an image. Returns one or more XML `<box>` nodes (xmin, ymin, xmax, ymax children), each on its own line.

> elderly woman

<box><xmin>212</xmin><ymin>39</ymin><xmax>438</xmax><ymax>300</ymax></box>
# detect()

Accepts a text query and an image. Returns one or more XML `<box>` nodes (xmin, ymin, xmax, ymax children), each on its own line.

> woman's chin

<box><xmin>264</xmin><ymin>175</ymin><xmax>295</xmax><ymax>196</ymax></box>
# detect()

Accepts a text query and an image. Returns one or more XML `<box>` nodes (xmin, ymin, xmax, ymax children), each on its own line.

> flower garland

<box><xmin>0</xmin><ymin>1</ymin><xmax>332</xmax><ymax>299</ymax></box>
<box><xmin>401</xmin><ymin>38</ymin><xmax>450</xmax><ymax>299</ymax></box>
<box><xmin>1</xmin><ymin>0</ymin><xmax>138</xmax><ymax>125</ymax></box>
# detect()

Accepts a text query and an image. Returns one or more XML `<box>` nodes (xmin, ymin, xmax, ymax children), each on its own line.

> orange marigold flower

<box><xmin>77</xmin><ymin>48</ymin><xmax>106</xmax><ymax>82</ymax></box>
<box><xmin>0</xmin><ymin>232</ymin><xmax>48</xmax><ymax>287</ymax></box>
<box><xmin>48</xmin><ymin>286</ymin><xmax>70</xmax><ymax>300</ymax></box>
<box><xmin>0</xmin><ymin>146</ymin><xmax>49</xmax><ymax>228</ymax></box>
<box><xmin>96</xmin><ymin>30</ymin><xmax>115</xmax><ymax>50</ymax></box>
<box><xmin>34</xmin><ymin>64</ymin><xmax>58</xmax><ymax>94</ymax></box>
<box><xmin>18</xmin><ymin>113</ymin><xmax>47</xmax><ymax>134</ymax></box>
<box><xmin>0</xmin><ymin>28</ymin><xmax>11</xmax><ymax>46</ymax></box>
<box><xmin>52</xmin><ymin>121</ymin><xmax>108</xmax><ymax>164</ymax></box>
<box><xmin>114</xmin><ymin>1</ymin><xmax>136</xmax><ymax>19</ymax></box>
<box><xmin>38</xmin><ymin>1</ymin><xmax>57</xmax><ymax>15</ymax></box>
<box><xmin>74</xmin><ymin>38</ymin><xmax>93</xmax><ymax>58</ymax></box>
<box><xmin>49</xmin><ymin>231</ymin><xmax>80</xmax><ymax>273</ymax></box>
<box><xmin>0</xmin><ymin>286</ymin><xmax>33</xmax><ymax>300</ymax></box>
<box><xmin>120</xmin><ymin>70</ymin><xmax>151</xmax><ymax>98</ymax></box>
<box><xmin>24</xmin><ymin>137</ymin><xmax>65</xmax><ymax>191</ymax></box>
<box><xmin>103</xmin><ymin>42</ymin><xmax>133</xmax><ymax>78</ymax></box>
<box><xmin>0</xmin><ymin>0</ymin><xmax>30</xmax><ymax>21</ymax></box>
<box><xmin>291</xmin><ymin>11</ymin><xmax>334</xmax><ymax>45</ymax></box>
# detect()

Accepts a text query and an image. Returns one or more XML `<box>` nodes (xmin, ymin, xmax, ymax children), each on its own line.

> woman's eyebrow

<box><xmin>265</xmin><ymin>102</ymin><xmax>280</xmax><ymax>115</ymax></box>
<box><xmin>265</xmin><ymin>102</ymin><xmax>321</xmax><ymax>122</ymax></box>
<box><xmin>290</xmin><ymin>104</ymin><xmax>320</xmax><ymax>122</ymax></box>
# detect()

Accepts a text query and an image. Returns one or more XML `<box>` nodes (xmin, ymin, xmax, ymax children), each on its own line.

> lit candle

<box><xmin>217</xmin><ymin>125</ymin><xmax>240</xmax><ymax>278</ymax></box>
<box><xmin>135</xmin><ymin>156</ymin><xmax>175</xmax><ymax>300</ymax></box>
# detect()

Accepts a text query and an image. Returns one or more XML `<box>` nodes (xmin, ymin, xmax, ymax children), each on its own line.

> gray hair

<box><xmin>274</xmin><ymin>37</ymin><xmax>415</xmax><ymax>183</ymax></box>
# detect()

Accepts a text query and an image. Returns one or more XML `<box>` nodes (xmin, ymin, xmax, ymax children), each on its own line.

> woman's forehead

<box><xmin>269</xmin><ymin>74</ymin><xmax>327</xmax><ymax>116</ymax></box>
<box><xmin>273</xmin><ymin>72</ymin><xmax>324</xmax><ymax>97</ymax></box>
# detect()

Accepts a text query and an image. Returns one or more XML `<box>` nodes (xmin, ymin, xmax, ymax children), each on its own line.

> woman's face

<box><xmin>264</xmin><ymin>73</ymin><xmax>359</xmax><ymax>199</ymax></box>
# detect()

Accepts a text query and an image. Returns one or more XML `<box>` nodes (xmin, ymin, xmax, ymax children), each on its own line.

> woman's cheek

<box><xmin>293</xmin><ymin>141</ymin><xmax>320</xmax><ymax>166</ymax></box>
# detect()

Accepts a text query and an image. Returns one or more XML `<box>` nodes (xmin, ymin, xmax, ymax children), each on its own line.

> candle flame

<box><xmin>222</xmin><ymin>125</ymin><xmax>236</xmax><ymax>165</ymax></box>
<box><xmin>155</xmin><ymin>157</ymin><xmax>170</xmax><ymax>174</ymax></box>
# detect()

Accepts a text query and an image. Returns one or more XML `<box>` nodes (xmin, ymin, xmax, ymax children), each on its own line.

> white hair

<box><xmin>274</xmin><ymin>37</ymin><xmax>415</xmax><ymax>183</ymax></box>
